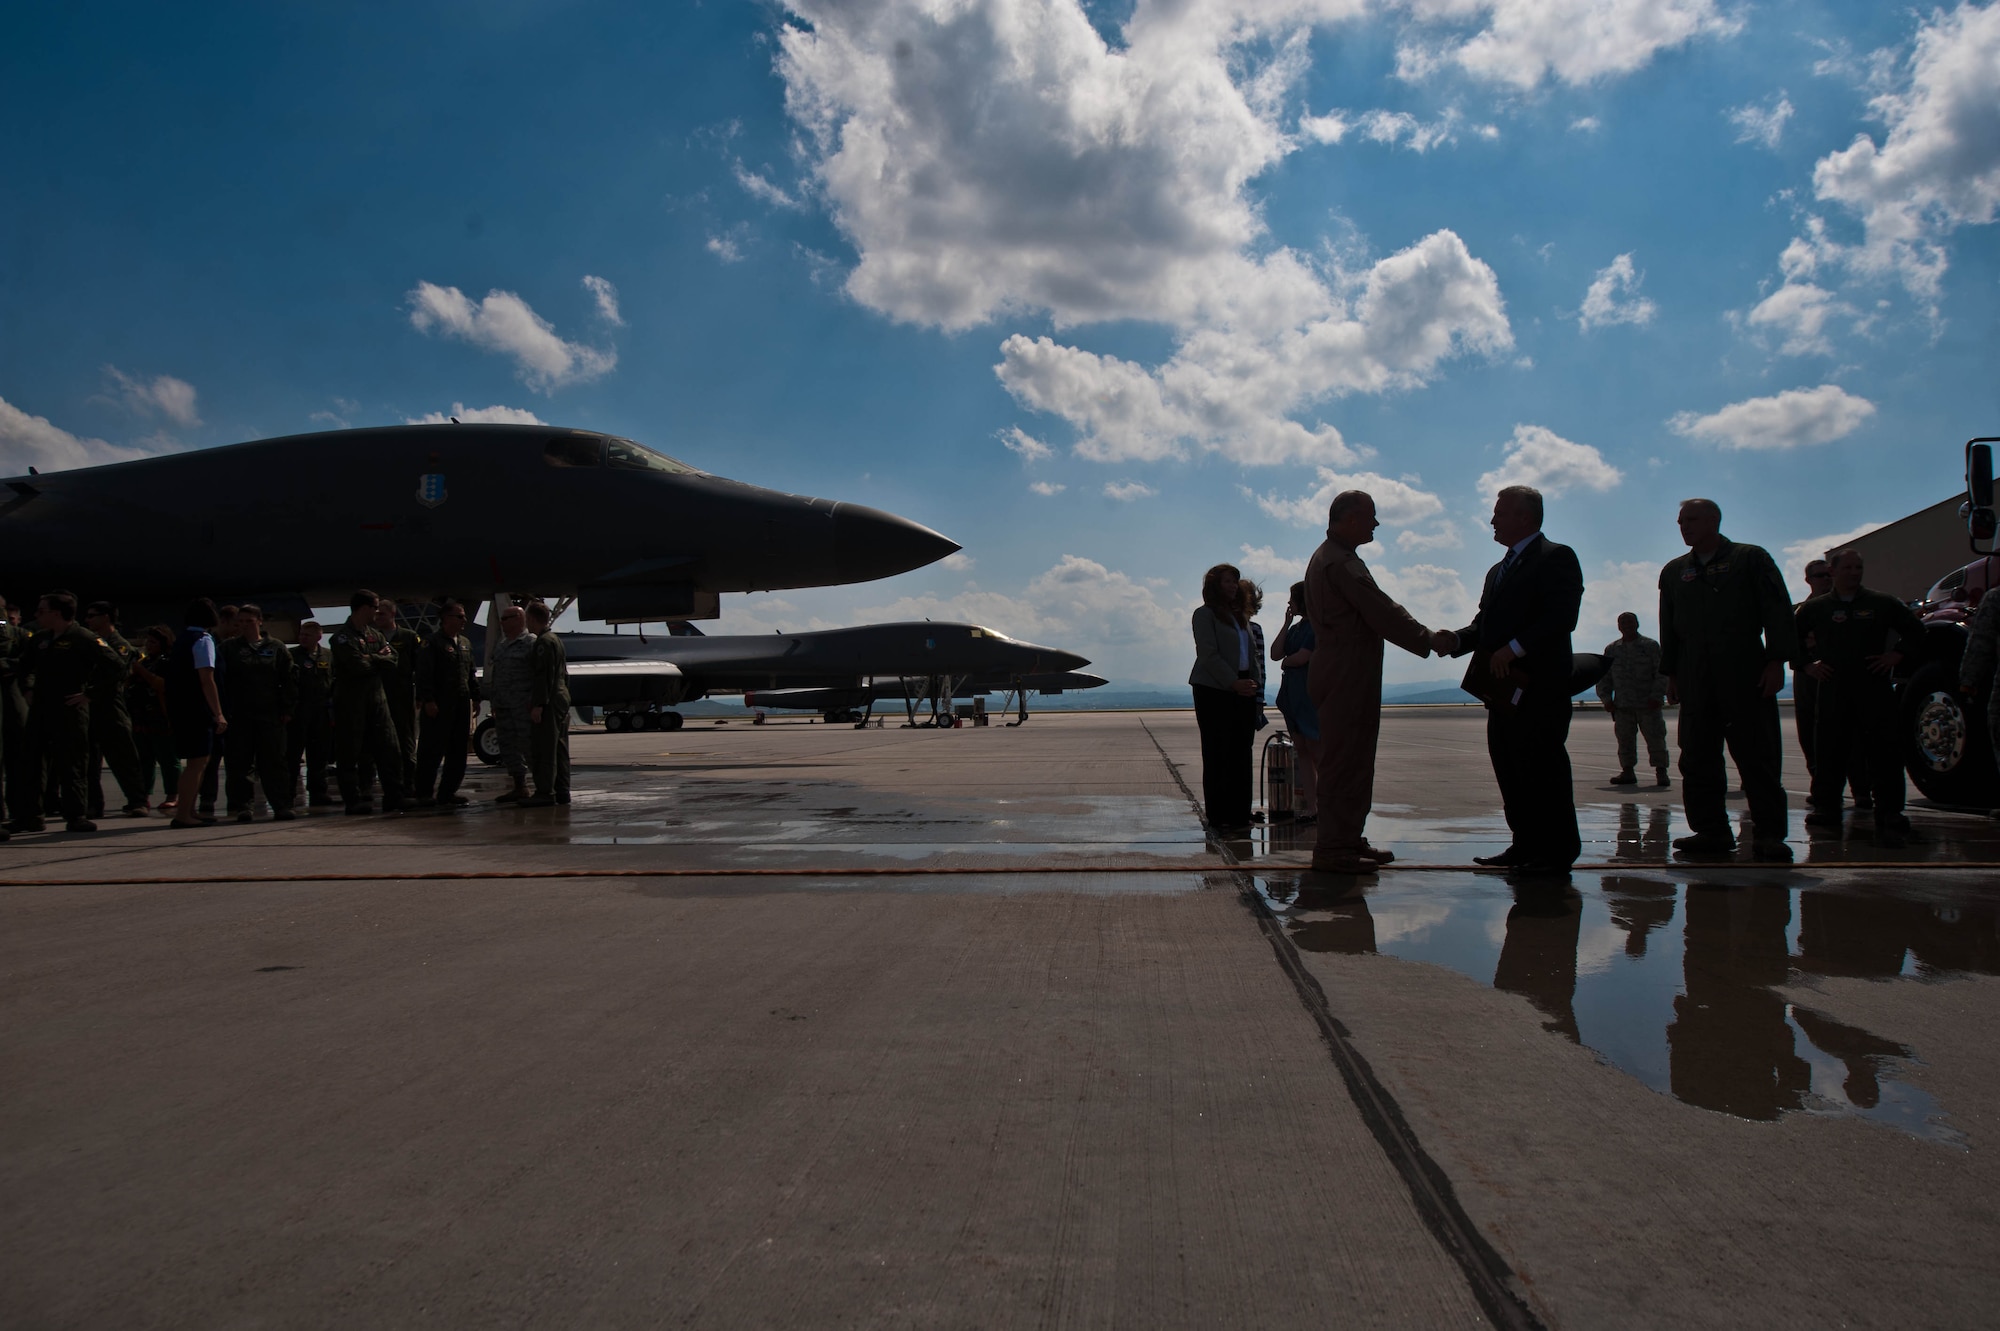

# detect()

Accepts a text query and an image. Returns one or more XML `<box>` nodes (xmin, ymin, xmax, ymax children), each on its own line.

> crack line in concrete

<box><xmin>1137</xmin><ymin>717</ymin><xmax>1548</xmax><ymax>1331</ymax></box>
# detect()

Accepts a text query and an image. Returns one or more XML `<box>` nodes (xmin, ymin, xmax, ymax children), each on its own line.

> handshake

<box><xmin>1428</xmin><ymin>628</ymin><xmax>1457</xmax><ymax>657</ymax></box>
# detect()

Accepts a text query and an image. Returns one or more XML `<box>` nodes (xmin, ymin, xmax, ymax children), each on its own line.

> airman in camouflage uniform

<box><xmin>81</xmin><ymin>602</ymin><xmax>151</xmax><ymax>817</ymax></box>
<box><xmin>413</xmin><ymin>600</ymin><xmax>477</xmax><ymax>807</ymax></box>
<box><xmin>372</xmin><ymin>600</ymin><xmax>421</xmax><ymax>796</ymax></box>
<box><xmin>1595</xmin><ymin>611</ymin><xmax>1670</xmax><ymax>786</ymax></box>
<box><xmin>1796</xmin><ymin>549</ymin><xmax>1925</xmax><ymax>845</ymax></box>
<box><xmin>521</xmin><ymin>601</ymin><xmax>571</xmax><ymax>807</ymax></box>
<box><xmin>219</xmin><ymin>604</ymin><xmax>299</xmax><ymax>821</ymax></box>
<box><xmin>17</xmin><ymin>591</ymin><xmax>123</xmax><ymax>834</ymax></box>
<box><xmin>289</xmin><ymin>621</ymin><xmax>334</xmax><ymax>806</ymax></box>
<box><xmin>331</xmin><ymin>590</ymin><xmax>408</xmax><ymax>814</ymax></box>
<box><xmin>486</xmin><ymin>603</ymin><xmax>536</xmax><ymax>802</ymax></box>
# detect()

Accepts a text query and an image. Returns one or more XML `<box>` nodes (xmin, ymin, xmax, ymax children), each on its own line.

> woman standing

<box><xmin>163</xmin><ymin>599</ymin><xmax>227</xmax><ymax>828</ymax></box>
<box><xmin>1272</xmin><ymin>581</ymin><xmax>1321</xmax><ymax>823</ymax></box>
<box><xmin>1188</xmin><ymin>563</ymin><xmax>1259</xmax><ymax>833</ymax></box>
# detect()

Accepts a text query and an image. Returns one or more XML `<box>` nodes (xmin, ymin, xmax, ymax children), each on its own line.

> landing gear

<box><xmin>473</xmin><ymin>716</ymin><xmax>502</xmax><ymax>766</ymax></box>
<box><xmin>602</xmin><ymin>707</ymin><xmax>685</xmax><ymax>733</ymax></box>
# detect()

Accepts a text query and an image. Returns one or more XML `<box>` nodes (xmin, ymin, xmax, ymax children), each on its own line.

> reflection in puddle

<box><xmin>1264</xmin><ymin>873</ymin><xmax>1999</xmax><ymax>1143</ymax></box>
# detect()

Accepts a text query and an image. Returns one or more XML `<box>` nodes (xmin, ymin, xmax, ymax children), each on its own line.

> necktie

<box><xmin>1497</xmin><ymin>549</ymin><xmax>1517</xmax><ymax>583</ymax></box>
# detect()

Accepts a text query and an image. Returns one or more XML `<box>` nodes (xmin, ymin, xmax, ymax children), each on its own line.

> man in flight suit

<box><xmin>1303</xmin><ymin>490</ymin><xmax>1438</xmax><ymax>874</ymax></box>
<box><xmin>520</xmin><ymin>600</ymin><xmax>572</xmax><ymax>807</ymax></box>
<box><xmin>487</xmin><ymin>604</ymin><xmax>536</xmax><ymax>803</ymax></box>
<box><xmin>413</xmin><ymin>599</ymin><xmax>477</xmax><ymax>807</ymax></box>
<box><xmin>1659</xmin><ymin>498</ymin><xmax>1796</xmax><ymax>862</ymax></box>
<box><xmin>18</xmin><ymin>591</ymin><xmax>122</xmax><ymax>834</ymax></box>
<box><xmin>81</xmin><ymin>601</ymin><xmax>152</xmax><ymax>817</ymax></box>
<box><xmin>219</xmin><ymin>603</ymin><xmax>298</xmax><ymax>822</ymax></box>
<box><xmin>373</xmin><ymin>599</ymin><xmax>422</xmax><ymax>796</ymax></box>
<box><xmin>1795</xmin><ymin>549</ymin><xmax>1925</xmax><ymax>846</ymax></box>
<box><xmin>289</xmin><ymin>621</ymin><xmax>334</xmax><ymax>807</ymax></box>
<box><xmin>331</xmin><ymin>590</ymin><xmax>408</xmax><ymax>815</ymax></box>
<box><xmin>1596</xmin><ymin>611</ymin><xmax>1671</xmax><ymax>787</ymax></box>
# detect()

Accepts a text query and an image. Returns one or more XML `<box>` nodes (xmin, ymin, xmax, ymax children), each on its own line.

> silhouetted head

<box><xmin>1202</xmin><ymin>564</ymin><xmax>1244</xmax><ymax>626</ymax></box>
<box><xmin>1327</xmin><ymin>491</ymin><xmax>1377</xmax><ymax>548</ymax></box>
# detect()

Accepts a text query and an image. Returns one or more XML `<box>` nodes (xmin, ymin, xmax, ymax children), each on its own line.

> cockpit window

<box><xmin>544</xmin><ymin>435</ymin><xmax>605</xmax><ymax>468</ymax></box>
<box><xmin>606</xmin><ymin>437</ymin><xmax>701</xmax><ymax>474</ymax></box>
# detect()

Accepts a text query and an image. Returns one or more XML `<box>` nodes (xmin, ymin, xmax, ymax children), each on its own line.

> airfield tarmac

<box><xmin>4</xmin><ymin>707</ymin><xmax>1998</xmax><ymax>1328</ymax></box>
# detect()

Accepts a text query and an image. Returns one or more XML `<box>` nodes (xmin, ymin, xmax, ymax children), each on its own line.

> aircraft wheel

<box><xmin>1904</xmin><ymin>662</ymin><xmax>1999</xmax><ymax>807</ymax></box>
<box><xmin>631</xmin><ymin>711</ymin><xmax>655</xmax><ymax>732</ymax></box>
<box><xmin>660</xmin><ymin>711</ymin><xmax>684</xmax><ymax>732</ymax></box>
<box><xmin>473</xmin><ymin>717</ymin><xmax>502</xmax><ymax>766</ymax></box>
<box><xmin>604</xmin><ymin>711</ymin><xmax>629</xmax><ymax>734</ymax></box>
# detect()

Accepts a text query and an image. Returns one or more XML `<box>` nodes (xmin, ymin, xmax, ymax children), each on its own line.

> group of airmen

<box><xmin>1589</xmin><ymin>541</ymin><xmax>1929</xmax><ymax>848</ymax></box>
<box><xmin>0</xmin><ymin>588</ymin><xmax>572</xmax><ymax>837</ymax></box>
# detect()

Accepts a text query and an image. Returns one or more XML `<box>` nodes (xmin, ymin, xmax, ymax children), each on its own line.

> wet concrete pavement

<box><xmin>3</xmin><ymin>708</ymin><xmax>1997</xmax><ymax>1327</ymax></box>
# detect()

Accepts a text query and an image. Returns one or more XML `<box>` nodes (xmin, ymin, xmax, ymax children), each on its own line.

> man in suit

<box><xmin>1440</xmin><ymin>485</ymin><xmax>1585</xmax><ymax>872</ymax></box>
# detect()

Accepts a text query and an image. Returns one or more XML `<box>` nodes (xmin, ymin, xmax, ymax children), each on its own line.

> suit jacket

<box><xmin>1450</xmin><ymin>533</ymin><xmax>1584</xmax><ymax>703</ymax></box>
<box><xmin>1188</xmin><ymin>605</ymin><xmax>1250</xmax><ymax>691</ymax></box>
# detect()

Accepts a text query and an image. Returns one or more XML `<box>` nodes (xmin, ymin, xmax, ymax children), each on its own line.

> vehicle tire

<box><xmin>604</xmin><ymin>711</ymin><xmax>628</xmax><ymax>734</ymax></box>
<box><xmin>1903</xmin><ymin>661</ymin><xmax>2000</xmax><ymax>808</ymax></box>
<box><xmin>631</xmin><ymin>711</ymin><xmax>655</xmax><ymax>732</ymax></box>
<box><xmin>659</xmin><ymin>711</ymin><xmax>684</xmax><ymax>732</ymax></box>
<box><xmin>473</xmin><ymin>717</ymin><xmax>502</xmax><ymax>766</ymax></box>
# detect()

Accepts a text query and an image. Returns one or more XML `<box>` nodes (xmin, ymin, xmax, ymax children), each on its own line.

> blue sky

<box><xmin>4</xmin><ymin>0</ymin><xmax>1997</xmax><ymax>685</ymax></box>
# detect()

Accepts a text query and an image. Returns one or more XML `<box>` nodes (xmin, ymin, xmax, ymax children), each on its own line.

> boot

<box><xmin>1609</xmin><ymin>768</ymin><xmax>1637</xmax><ymax>785</ymax></box>
<box><xmin>1655</xmin><ymin>767</ymin><xmax>1671</xmax><ymax>787</ymax></box>
<box><xmin>495</xmin><ymin>775</ymin><xmax>528</xmax><ymax>803</ymax></box>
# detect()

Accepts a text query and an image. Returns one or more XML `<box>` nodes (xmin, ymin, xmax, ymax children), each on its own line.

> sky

<box><xmin>3</xmin><ymin>0</ymin><xmax>1998</xmax><ymax>687</ymax></box>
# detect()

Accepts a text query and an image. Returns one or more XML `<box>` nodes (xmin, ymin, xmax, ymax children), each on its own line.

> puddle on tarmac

<box><xmin>1258</xmin><ymin>872</ymin><xmax>2000</xmax><ymax>1143</ymax></box>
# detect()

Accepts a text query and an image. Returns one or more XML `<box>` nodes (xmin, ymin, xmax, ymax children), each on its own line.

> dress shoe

<box><xmin>555</xmin><ymin>793</ymin><xmax>571</xmax><ymax>805</ymax></box>
<box><xmin>1654</xmin><ymin>769</ymin><xmax>1671</xmax><ymax>788</ymax></box>
<box><xmin>1472</xmin><ymin>848</ymin><xmax>1523</xmax><ymax>868</ymax></box>
<box><xmin>1803</xmin><ymin>810</ymin><xmax>1844</xmax><ymax>830</ymax></box>
<box><xmin>440</xmin><ymin>794</ymin><xmax>469</xmax><ymax>806</ymax></box>
<box><xmin>1673</xmin><ymin>832</ymin><xmax>1736</xmax><ymax>856</ymax></box>
<box><xmin>1750</xmin><ymin>839</ymin><xmax>1794</xmax><ymax>863</ymax></box>
<box><xmin>65</xmin><ymin>818</ymin><xmax>97</xmax><ymax>834</ymax></box>
<box><xmin>1609</xmin><ymin>769</ymin><xmax>1637</xmax><ymax>785</ymax></box>
<box><xmin>272</xmin><ymin>809</ymin><xmax>297</xmax><ymax>821</ymax></box>
<box><xmin>123</xmin><ymin>803</ymin><xmax>150</xmax><ymax>817</ymax></box>
<box><xmin>234</xmin><ymin>810</ymin><xmax>254</xmax><ymax>824</ymax></box>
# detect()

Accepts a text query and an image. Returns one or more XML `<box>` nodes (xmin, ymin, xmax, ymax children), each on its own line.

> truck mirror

<box><xmin>1975</xmin><ymin>506</ymin><xmax>1999</xmax><ymax>543</ymax></box>
<box><xmin>1970</xmin><ymin>440</ymin><xmax>1996</xmax><ymax>508</ymax></box>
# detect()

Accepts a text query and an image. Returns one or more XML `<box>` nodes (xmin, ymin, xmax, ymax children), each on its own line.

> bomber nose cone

<box><xmin>1050</xmin><ymin>649</ymin><xmax>1091</xmax><ymax>673</ymax></box>
<box><xmin>831</xmin><ymin>503</ymin><xmax>959</xmax><ymax>583</ymax></box>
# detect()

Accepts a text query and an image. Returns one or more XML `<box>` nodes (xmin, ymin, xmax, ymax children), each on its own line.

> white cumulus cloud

<box><xmin>1577</xmin><ymin>252</ymin><xmax>1656</xmax><ymax>331</ymax></box>
<box><xmin>406</xmin><ymin>282</ymin><xmax>616</xmax><ymax>391</ymax></box>
<box><xmin>1810</xmin><ymin>2</ymin><xmax>2000</xmax><ymax>305</ymax></box>
<box><xmin>1370</xmin><ymin>561</ymin><xmax>1476</xmax><ymax>631</ymax></box>
<box><xmin>105</xmin><ymin>367</ymin><xmax>200</xmax><ymax>426</ymax></box>
<box><xmin>1238</xmin><ymin>543</ymin><xmax>1309</xmax><ymax>587</ymax></box>
<box><xmin>733</xmin><ymin>163</ymin><xmax>801</xmax><ymax>210</ymax></box>
<box><xmin>1476</xmin><ymin>424</ymin><xmax>1623</xmax><ymax>496</ymax></box>
<box><xmin>1578</xmin><ymin>559</ymin><xmax>1667</xmax><ymax>650</ymax></box>
<box><xmin>853</xmin><ymin>553</ymin><xmax>1188</xmax><ymax>684</ymax></box>
<box><xmin>1728</xmin><ymin>93</ymin><xmax>1794</xmax><ymax>149</ymax></box>
<box><xmin>1254</xmin><ymin>466</ymin><xmax>1447</xmax><ymax>530</ymax></box>
<box><xmin>582</xmin><ymin>274</ymin><xmax>623</xmax><ymax>326</ymax></box>
<box><xmin>0</xmin><ymin>396</ymin><xmax>156</xmax><ymax>473</ymax></box>
<box><xmin>1029</xmin><ymin>480</ymin><xmax>1066</xmax><ymax>495</ymax></box>
<box><xmin>1000</xmin><ymin>426</ymin><xmax>1054</xmax><ymax>462</ymax></box>
<box><xmin>1669</xmin><ymin>385</ymin><xmax>1877</xmax><ymax>451</ymax></box>
<box><xmin>405</xmin><ymin>402</ymin><xmax>548</xmax><ymax>426</ymax></box>
<box><xmin>777</xmin><ymin>1</ymin><xmax>1513</xmax><ymax>469</ymax></box>
<box><xmin>1103</xmin><ymin>479</ymin><xmax>1158</xmax><ymax>501</ymax></box>
<box><xmin>996</xmin><ymin>230</ymin><xmax>1511</xmax><ymax>467</ymax></box>
<box><xmin>1394</xmin><ymin>0</ymin><xmax>1741</xmax><ymax>90</ymax></box>
<box><xmin>1781</xmin><ymin>522</ymin><xmax>1890</xmax><ymax>599</ymax></box>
